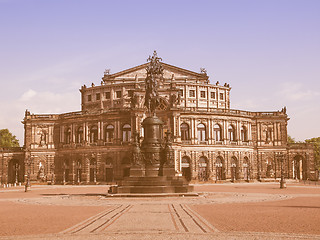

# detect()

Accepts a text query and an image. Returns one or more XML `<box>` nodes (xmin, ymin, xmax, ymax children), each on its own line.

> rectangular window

<box><xmin>211</xmin><ymin>92</ymin><xmax>216</xmax><ymax>99</ymax></box>
<box><xmin>105</xmin><ymin>92</ymin><xmax>110</xmax><ymax>99</ymax></box>
<box><xmin>220</xmin><ymin>93</ymin><xmax>224</xmax><ymax>100</ymax></box>
<box><xmin>116</xmin><ymin>91</ymin><xmax>122</xmax><ymax>98</ymax></box>
<box><xmin>200</xmin><ymin>91</ymin><xmax>206</xmax><ymax>98</ymax></box>
<box><xmin>189</xmin><ymin>90</ymin><xmax>195</xmax><ymax>97</ymax></box>
<box><xmin>179</xmin><ymin>89</ymin><xmax>184</xmax><ymax>97</ymax></box>
<box><xmin>96</xmin><ymin>93</ymin><xmax>100</xmax><ymax>101</ymax></box>
<box><xmin>128</xmin><ymin>90</ymin><xmax>134</xmax><ymax>98</ymax></box>
<box><xmin>88</xmin><ymin>95</ymin><xmax>92</xmax><ymax>102</ymax></box>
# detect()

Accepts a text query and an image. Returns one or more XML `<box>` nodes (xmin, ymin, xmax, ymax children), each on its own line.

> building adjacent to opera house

<box><xmin>0</xmin><ymin>58</ymin><xmax>317</xmax><ymax>185</ymax></box>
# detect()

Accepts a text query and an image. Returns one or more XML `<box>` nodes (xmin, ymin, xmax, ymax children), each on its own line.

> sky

<box><xmin>0</xmin><ymin>0</ymin><xmax>319</xmax><ymax>145</ymax></box>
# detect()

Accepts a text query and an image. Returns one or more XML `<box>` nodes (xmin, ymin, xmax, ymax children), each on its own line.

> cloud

<box><xmin>20</xmin><ymin>89</ymin><xmax>37</xmax><ymax>101</ymax></box>
<box><xmin>277</xmin><ymin>82</ymin><xmax>320</xmax><ymax>101</ymax></box>
<box><xmin>0</xmin><ymin>89</ymin><xmax>80</xmax><ymax>144</ymax></box>
<box><xmin>18</xmin><ymin>89</ymin><xmax>80</xmax><ymax>113</ymax></box>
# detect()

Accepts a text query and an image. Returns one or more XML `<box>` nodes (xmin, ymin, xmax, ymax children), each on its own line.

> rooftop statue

<box><xmin>144</xmin><ymin>51</ymin><xmax>164</xmax><ymax>115</ymax></box>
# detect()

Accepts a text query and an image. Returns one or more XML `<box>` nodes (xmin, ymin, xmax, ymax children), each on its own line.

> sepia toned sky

<box><xmin>0</xmin><ymin>0</ymin><xmax>319</xmax><ymax>145</ymax></box>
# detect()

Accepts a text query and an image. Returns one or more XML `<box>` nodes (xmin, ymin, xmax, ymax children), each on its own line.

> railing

<box><xmin>179</xmin><ymin>107</ymin><xmax>286</xmax><ymax>118</ymax></box>
<box><xmin>29</xmin><ymin>114</ymin><xmax>59</xmax><ymax>119</ymax></box>
<box><xmin>60</xmin><ymin>111</ymin><xmax>83</xmax><ymax>118</ymax></box>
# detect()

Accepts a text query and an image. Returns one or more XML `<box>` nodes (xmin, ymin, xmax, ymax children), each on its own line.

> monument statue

<box><xmin>109</xmin><ymin>51</ymin><xmax>194</xmax><ymax>194</ymax></box>
<box><xmin>132</xmin><ymin>132</ymin><xmax>143</xmax><ymax>166</ymax></box>
<box><xmin>144</xmin><ymin>50</ymin><xmax>163</xmax><ymax>115</ymax></box>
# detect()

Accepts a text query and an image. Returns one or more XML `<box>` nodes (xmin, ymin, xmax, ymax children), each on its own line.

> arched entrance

<box><xmin>62</xmin><ymin>160</ymin><xmax>70</xmax><ymax>183</ymax></box>
<box><xmin>76</xmin><ymin>160</ymin><xmax>82</xmax><ymax>184</ymax></box>
<box><xmin>37</xmin><ymin>161</ymin><xmax>46</xmax><ymax>182</ymax></box>
<box><xmin>105</xmin><ymin>157</ymin><xmax>114</xmax><ymax>182</ymax></box>
<box><xmin>230</xmin><ymin>157</ymin><xmax>238</xmax><ymax>182</ymax></box>
<box><xmin>266</xmin><ymin>158</ymin><xmax>274</xmax><ymax>178</ymax></box>
<box><xmin>293</xmin><ymin>155</ymin><xmax>307</xmax><ymax>180</ymax></box>
<box><xmin>198</xmin><ymin>156</ymin><xmax>208</xmax><ymax>181</ymax></box>
<box><xmin>89</xmin><ymin>158</ymin><xmax>97</xmax><ymax>182</ymax></box>
<box><xmin>181</xmin><ymin>156</ymin><xmax>191</xmax><ymax>181</ymax></box>
<box><xmin>243</xmin><ymin>157</ymin><xmax>250</xmax><ymax>181</ymax></box>
<box><xmin>8</xmin><ymin>159</ymin><xmax>20</xmax><ymax>184</ymax></box>
<box><xmin>215</xmin><ymin>156</ymin><xmax>225</xmax><ymax>180</ymax></box>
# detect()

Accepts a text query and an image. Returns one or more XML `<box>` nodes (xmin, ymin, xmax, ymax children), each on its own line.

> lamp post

<box><xmin>14</xmin><ymin>163</ymin><xmax>19</xmax><ymax>185</ymax></box>
<box><xmin>63</xmin><ymin>162</ymin><xmax>66</xmax><ymax>185</ymax></box>
<box><xmin>278</xmin><ymin>152</ymin><xmax>287</xmax><ymax>189</ymax></box>
<box><xmin>94</xmin><ymin>161</ymin><xmax>97</xmax><ymax>183</ymax></box>
<box><xmin>77</xmin><ymin>162</ymin><xmax>81</xmax><ymax>184</ymax></box>
<box><xmin>25</xmin><ymin>156</ymin><xmax>31</xmax><ymax>192</ymax></box>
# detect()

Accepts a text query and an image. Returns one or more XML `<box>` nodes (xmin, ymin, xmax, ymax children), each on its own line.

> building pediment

<box><xmin>102</xmin><ymin>62</ymin><xmax>208</xmax><ymax>82</ymax></box>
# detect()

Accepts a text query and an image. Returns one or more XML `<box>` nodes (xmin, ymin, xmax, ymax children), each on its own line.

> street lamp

<box><xmin>94</xmin><ymin>161</ymin><xmax>97</xmax><ymax>183</ymax></box>
<box><xmin>14</xmin><ymin>163</ymin><xmax>20</xmax><ymax>185</ymax></box>
<box><xmin>278</xmin><ymin>152</ymin><xmax>287</xmax><ymax>189</ymax></box>
<box><xmin>25</xmin><ymin>157</ymin><xmax>31</xmax><ymax>192</ymax></box>
<box><xmin>63</xmin><ymin>162</ymin><xmax>66</xmax><ymax>185</ymax></box>
<box><xmin>77</xmin><ymin>162</ymin><xmax>81</xmax><ymax>184</ymax></box>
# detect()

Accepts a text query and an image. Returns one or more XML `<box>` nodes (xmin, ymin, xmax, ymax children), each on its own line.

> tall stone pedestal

<box><xmin>109</xmin><ymin>116</ymin><xmax>194</xmax><ymax>195</ymax></box>
<box><xmin>109</xmin><ymin>176</ymin><xmax>193</xmax><ymax>194</ymax></box>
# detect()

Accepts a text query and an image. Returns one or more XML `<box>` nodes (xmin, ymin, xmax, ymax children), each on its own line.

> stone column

<box><xmin>98</xmin><ymin>121</ymin><xmax>101</xmax><ymax>140</ymax></box>
<box><xmin>208</xmin><ymin>119</ymin><xmax>212</xmax><ymax>144</ymax></box>
<box><xmin>101</xmin><ymin>121</ymin><xmax>104</xmax><ymax>142</ymax></box>
<box><xmin>223</xmin><ymin>120</ymin><xmax>227</xmax><ymax>144</ymax></box>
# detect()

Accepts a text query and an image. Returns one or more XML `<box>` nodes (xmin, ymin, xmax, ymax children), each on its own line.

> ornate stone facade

<box><xmin>0</xmin><ymin>57</ymin><xmax>317</xmax><ymax>185</ymax></box>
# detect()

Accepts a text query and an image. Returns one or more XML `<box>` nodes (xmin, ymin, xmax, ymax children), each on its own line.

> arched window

<box><xmin>241</xmin><ymin>126</ymin><xmax>247</xmax><ymax>141</ymax></box>
<box><xmin>76</xmin><ymin>160</ymin><xmax>82</xmax><ymax>183</ymax></box>
<box><xmin>266</xmin><ymin>127</ymin><xmax>273</xmax><ymax>142</ymax></box>
<box><xmin>76</xmin><ymin>127</ymin><xmax>83</xmax><ymax>143</ymax></box>
<box><xmin>243</xmin><ymin>156</ymin><xmax>250</xmax><ymax>181</ymax></box>
<box><xmin>198</xmin><ymin>156</ymin><xmax>208</xmax><ymax>181</ymax></box>
<box><xmin>215</xmin><ymin>156</ymin><xmax>225</xmax><ymax>180</ymax></box>
<box><xmin>230</xmin><ymin>156</ymin><xmax>238</xmax><ymax>181</ymax></box>
<box><xmin>122</xmin><ymin>124</ymin><xmax>131</xmax><ymax>142</ymax></box>
<box><xmin>90</xmin><ymin>125</ymin><xmax>98</xmax><ymax>143</ymax></box>
<box><xmin>65</xmin><ymin>128</ymin><xmax>71</xmax><ymax>144</ymax></box>
<box><xmin>214</xmin><ymin>124</ymin><xmax>222</xmax><ymax>141</ymax></box>
<box><xmin>105</xmin><ymin>124</ymin><xmax>114</xmax><ymax>142</ymax></box>
<box><xmin>105</xmin><ymin>157</ymin><xmax>114</xmax><ymax>182</ymax></box>
<box><xmin>181</xmin><ymin>156</ymin><xmax>191</xmax><ymax>181</ymax></box>
<box><xmin>228</xmin><ymin>125</ymin><xmax>236</xmax><ymax>141</ymax></box>
<box><xmin>89</xmin><ymin>158</ymin><xmax>97</xmax><ymax>182</ymax></box>
<box><xmin>197</xmin><ymin>123</ymin><xmax>206</xmax><ymax>142</ymax></box>
<box><xmin>180</xmin><ymin>123</ymin><xmax>190</xmax><ymax>141</ymax></box>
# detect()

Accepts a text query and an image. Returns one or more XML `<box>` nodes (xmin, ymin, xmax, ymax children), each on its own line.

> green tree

<box><xmin>0</xmin><ymin>129</ymin><xmax>20</xmax><ymax>147</ymax></box>
<box><xmin>305</xmin><ymin>137</ymin><xmax>320</xmax><ymax>171</ymax></box>
<box><xmin>288</xmin><ymin>135</ymin><xmax>296</xmax><ymax>144</ymax></box>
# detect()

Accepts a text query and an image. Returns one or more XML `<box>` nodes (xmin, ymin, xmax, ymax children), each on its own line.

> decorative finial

<box><xmin>200</xmin><ymin>67</ymin><xmax>207</xmax><ymax>75</ymax></box>
<box><xmin>104</xmin><ymin>69</ymin><xmax>110</xmax><ymax>75</ymax></box>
